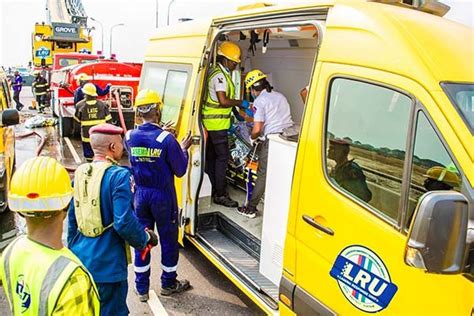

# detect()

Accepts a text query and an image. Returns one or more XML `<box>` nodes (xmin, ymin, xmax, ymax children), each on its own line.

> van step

<box><xmin>198</xmin><ymin>229</ymin><xmax>279</xmax><ymax>308</ymax></box>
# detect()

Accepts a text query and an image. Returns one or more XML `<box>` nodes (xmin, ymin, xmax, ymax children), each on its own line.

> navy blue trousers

<box><xmin>97</xmin><ymin>281</ymin><xmax>129</xmax><ymax>316</ymax></box>
<box><xmin>134</xmin><ymin>187</ymin><xmax>179</xmax><ymax>293</ymax></box>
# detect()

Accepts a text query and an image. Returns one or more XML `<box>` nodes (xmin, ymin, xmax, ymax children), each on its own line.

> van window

<box><xmin>162</xmin><ymin>71</ymin><xmax>188</xmax><ymax>125</ymax></box>
<box><xmin>442</xmin><ymin>83</ymin><xmax>474</xmax><ymax>133</ymax></box>
<box><xmin>140</xmin><ymin>63</ymin><xmax>192</xmax><ymax>127</ymax></box>
<box><xmin>405</xmin><ymin>111</ymin><xmax>462</xmax><ymax>228</ymax></box>
<box><xmin>325</xmin><ymin>78</ymin><xmax>412</xmax><ymax>223</ymax></box>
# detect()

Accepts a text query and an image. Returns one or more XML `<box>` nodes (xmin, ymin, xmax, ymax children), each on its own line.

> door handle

<box><xmin>302</xmin><ymin>215</ymin><xmax>334</xmax><ymax>236</ymax></box>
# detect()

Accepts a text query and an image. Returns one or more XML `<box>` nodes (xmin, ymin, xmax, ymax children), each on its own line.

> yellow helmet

<box><xmin>82</xmin><ymin>82</ymin><xmax>98</xmax><ymax>97</ymax></box>
<box><xmin>423</xmin><ymin>166</ymin><xmax>461</xmax><ymax>187</ymax></box>
<box><xmin>76</xmin><ymin>73</ymin><xmax>92</xmax><ymax>83</ymax></box>
<box><xmin>244</xmin><ymin>69</ymin><xmax>267</xmax><ymax>90</ymax></box>
<box><xmin>134</xmin><ymin>89</ymin><xmax>163</xmax><ymax>112</ymax></box>
<box><xmin>217</xmin><ymin>41</ymin><xmax>241</xmax><ymax>63</ymax></box>
<box><xmin>8</xmin><ymin>157</ymin><xmax>73</xmax><ymax>214</ymax></box>
<box><xmin>32</xmin><ymin>70</ymin><xmax>41</xmax><ymax>76</ymax></box>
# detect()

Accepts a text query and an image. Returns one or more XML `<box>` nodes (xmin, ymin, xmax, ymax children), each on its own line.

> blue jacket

<box><xmin>125</xmin><ymin>123</ymin><xmax>188</xmax><ymax>209</ymax></box>
<box><xmin>68</xmin><ymin>165</ymin><xmax>148</xmax><ymax>283</ymax></box>
<box><xmin>13</xmin><ymin>75</ymin><xmax>22</xmax><ymax>92</ymax></box>
<box><xmin>74</xmin><ymin>83</ymin><xmax>110</xmax><ymax>105</ymax></box>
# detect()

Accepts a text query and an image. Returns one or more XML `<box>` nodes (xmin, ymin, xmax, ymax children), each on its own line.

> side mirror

<box><xmin>405</xmin><ymin>191</ymin><xmax>469</xmax><ymax>274</ymax></box>
<box><xmin>1</xmin><ymin>109</ymin><xmax>19</xmax><ymax>127</ymax></box>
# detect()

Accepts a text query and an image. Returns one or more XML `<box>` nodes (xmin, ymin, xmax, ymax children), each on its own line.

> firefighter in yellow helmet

<box><xmin>0</xmin><ymin>157</ymin><xmax>100</xmax><ymax>315</ymax></box>
<box><xmin>74</xmin><ymin>82</ymin><xmax>112</xmax><ymax>162</ymax></box>
<box><xmin>73</xmin><ymin>73</ymin><xmax>111</xmax><ymax>105</ymax></box>
<box><xmin>202</xmin><ymin>41</ymin><xmax>247</xmax><ymax>207</ymax></box>
<box><xmin>423</xmin><ymin>166</ymin><xmax>461</xmax><ymax>191</ymax></box>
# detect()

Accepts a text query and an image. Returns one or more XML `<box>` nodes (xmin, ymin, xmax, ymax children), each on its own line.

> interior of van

<box><xmin>194</xmin><ymin>23</ymin><xmax>322</xmax><ymax>307</ymax></box>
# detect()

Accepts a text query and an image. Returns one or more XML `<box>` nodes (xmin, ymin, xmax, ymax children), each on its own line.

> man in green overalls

<box><xmin>202</xmin><ymin>41</ymin><xmax>247</xmax><ymax>207</ymax></box>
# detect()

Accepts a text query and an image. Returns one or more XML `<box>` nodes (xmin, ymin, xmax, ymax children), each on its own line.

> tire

<box><xmin>59</xmin><ymin>116</ymin><xmax>73</xmax><ymax>138</ymax></box>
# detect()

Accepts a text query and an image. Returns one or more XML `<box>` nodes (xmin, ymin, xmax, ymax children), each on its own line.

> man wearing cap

<box><xmin>125</xmin><ymin>89</ymin><xmax>192</xmax><ymax>300</ymax></box>
<box><xmin>237</xmin><ymin>69</ymin><xmax>294</xmax><ymax>218</ymax></box>
<box><xmin>1</xmin><ymin>157</ymin><xmax>100</xmax><ymax>315</ymax></box>
<box><xmin>68</xmin><ymin>123</ymin><xmax>158</xmax><ymax>316</ymax></box>
<box><xmin>73</xmin><ymin>73</ymin><xmax>111</xmax><ymax>106</ymax></box>
<box><xmin>328</xmin><ymin>138</ymin><xmax>372</xmax><ymax>202</ymax></box>
<box><xmin>203</xmin><ymin>41</ymin><xmax>248</xmax><ymax>208</ymax></box>
<box><xmin>12</xmin><ymin>70</ymin><xmax>24</xmax><ymax>111</ymax></box>
<box><xmin>74</xmin><ymin>83</ymin><xmax>112</xmax><ymax>162</ymax></box>
<box><xmin>31</xmin><ymin>70</ymin><xmax>49</xmax><ymax>113</ymax></box>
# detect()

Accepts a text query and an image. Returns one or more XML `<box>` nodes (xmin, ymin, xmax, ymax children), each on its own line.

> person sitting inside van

<box><xmin>237</xmin><ymin>69</ymin><xmax>293</xmax><ymax>218</ymax></box>
<box><xmin>328</xmin><ymin>138</ymin><xmax>372</xmax><ymax>203</ymax></box>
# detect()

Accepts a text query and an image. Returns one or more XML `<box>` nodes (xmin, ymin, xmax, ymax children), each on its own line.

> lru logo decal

<box><xmin>16</xmin><ymin>275</ymin><xmax>31</xmax><ymax>312</ymax></box>
<box><xmin>330</xmin><ymin>245</ymin><xmax>398</xmax><ymax>313</ymax></box>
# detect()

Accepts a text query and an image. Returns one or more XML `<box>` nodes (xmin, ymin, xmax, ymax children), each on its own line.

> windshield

<box><xmin>442</xmin><ymin>83</ymin><xmax>474</xmax><ymax>134</ymax></box>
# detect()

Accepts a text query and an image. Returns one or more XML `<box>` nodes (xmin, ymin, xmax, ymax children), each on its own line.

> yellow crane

<box><xmin>32</xmin><ymin>0</ymin><xmax>93</xmax><ymax>68</ymax></box>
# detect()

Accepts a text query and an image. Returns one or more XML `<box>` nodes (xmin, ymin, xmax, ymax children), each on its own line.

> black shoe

<box><xmin>28</xmin><ymin>106</ymin><xmax>36</xmax><ymax>110</ymax></box>
<box><xmin>134</xmin><ymin>289</ymin><xmax>149</xmax><ymax>302</ymax></box>
<box><xmin>237</xmin><ymin>205</ymin><xmax>258</xmax><ymax>219</ymax></box>
<box><xmin>160</xmin><ymin>279</ymin><xmax>191</xmax><ymax>296</ymax></box>
<box><xmin>213</xmin><ymin>195</ymin><xmax>238</xmax><ymax>208</ymax></box>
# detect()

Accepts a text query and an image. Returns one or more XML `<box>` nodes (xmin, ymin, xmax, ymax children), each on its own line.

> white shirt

<box><xmin>208</xmin><ymin>64</ymin><xmax>230</xmax><ymax>103</ymax></box>
<box><xmin>253</xmin><ymin>89</ymin><xmax>293</xmax><ymax>136</ymax></box>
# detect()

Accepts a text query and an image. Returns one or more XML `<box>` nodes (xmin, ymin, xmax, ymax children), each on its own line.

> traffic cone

<box><xmin>29</xmin><ymin>100</ymin><xmax>37</xmax><ymax>110</ymax></box>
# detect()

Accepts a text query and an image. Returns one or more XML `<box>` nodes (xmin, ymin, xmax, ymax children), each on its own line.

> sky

<box><xmin>0</xmin><ymin>0</ymin><xmax>473</xmax><ymax>66</ymax></box>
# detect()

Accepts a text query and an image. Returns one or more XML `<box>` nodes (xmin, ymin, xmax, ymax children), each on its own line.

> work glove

<box><xmin>250</xmin><ymin>136</ymin><xmax>264</xmax><ymax>146</ymax></box>
<box><xmin>245</xmin><ymin>108</ymin><xmax>254</xmax><ymax>118</ymax></box>
<box><xmin>145</xmin><ymin>228</ymin><xmax>158</xmax><ymax>247</ymax></box>
<box><xmin>241</xmin><ymin>100</ymin><xmax>250</xmax><ymax>109</ymax></box>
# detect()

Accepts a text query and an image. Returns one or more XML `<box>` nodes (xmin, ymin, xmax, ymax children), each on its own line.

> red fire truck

<box><xmin>50</xmin><ymin>54</ymin><xmax>141</xmax><ymax>137</ymax></box>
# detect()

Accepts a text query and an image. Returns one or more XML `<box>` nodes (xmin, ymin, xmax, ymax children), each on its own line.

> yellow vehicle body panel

<box><xmin>142</xmin><ymin>0</ymin><xmax>473</xmax><ymax>314</ymax></box>
<box><xmin>32</xmin><ymin>23</ymin><xmax>92</xmax><ymax>67</ymax></box>
<box><xmin>289</xmin><ymin>62</ymin><xmax>473</xmax><ymax>315</ymax></box>
<box><xmin>0</xmin><ymin>71</ymin><xmax>16</xmax><ymax>211</ymax></box>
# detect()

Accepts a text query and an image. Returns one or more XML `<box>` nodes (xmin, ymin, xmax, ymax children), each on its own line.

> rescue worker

<box><xmin>328</xmin><ymin>138</ymin><xmax>372</xmax><ymax>202</ymax></box>
<box><xmin>423</xmin><ymin>166</ymin><xmax>461</xmax><ymax>191</ymax></box>
<box><xmin>1</xmin><ymin>157</ymin><xmax>100</xmax><ymax>315</ymax></box>
<box><xmin>73</xmin><ymin>73</ymin><xmax>111</xmax><ymax>105</ymax></box>
<box><xmin>203</xmin><ymin>41</ymin><xmax>247</xmax><ymax>207</ymax></box>
<box><xmin>12</xmin><ymin>70</ymin><xmax>24</xmax><ymax>111</ymax></box>
<box><xmin>125</xmin><ymin>89</ymin><xmax>192</xmax><ymax>300</ymax></box>
<box><xmin>237</xmin><ymin>69</ymin><xmax>294</xmax><ymax>218</ymax></box>
<box><xmin>68</xmin><ymin>123</ymin><xmax>159</xmax><ymax>316</ymax></box>
<box><xmin>74</xmin><ymin>83</ymin><xmax>112</xmax><ymax>162</ymax></box>
<box><xmin>31</xmin><ymin>70</ymin><xmax>49</xmax><ymax>113</ymax></box>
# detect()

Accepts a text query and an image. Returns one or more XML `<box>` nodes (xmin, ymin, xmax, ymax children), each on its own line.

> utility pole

<box><xmin>167</xmin><ymin>0</ymin><xmax>176</xmax><ymax>26</ymax></box>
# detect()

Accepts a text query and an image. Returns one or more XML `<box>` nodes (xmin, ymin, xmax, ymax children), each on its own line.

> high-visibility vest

<box><xmin>73</xmin><ymin>161</ymin><xmax>132</xmax><ymax>263</ymax></box>
<box><xmin>74</xmin><ymin>161</ymin><xmax>113</xmax><ymax>237</ymax></box>
<box><xmin>0</xmin><ymin>236</ymin><xmax>100</xmax><ymax>316</ymax></box>
<box><xmin>202</xmin><ymin>64</ymin><xmax>235</xmax><ymax>131</ymax></box>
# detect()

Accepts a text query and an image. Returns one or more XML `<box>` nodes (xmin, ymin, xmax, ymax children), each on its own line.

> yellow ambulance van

<box><xmin>0</xmin><ymin>71</ymin><xmax>19</xmax><ymax>213</ymax></box>
<box><xmin>139</xmin><ymin>0</ymin><xmax>473</xmax><ymax>314</ymax></box>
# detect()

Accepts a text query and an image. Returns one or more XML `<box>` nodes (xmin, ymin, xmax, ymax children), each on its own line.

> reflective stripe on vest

<box><xmin>1</xmin><ymin>236</ymin><xmax>100</xmax><ymax>315</ymax></box>
<box><xmin>202</xmin><ymin>64</ymin><xmax>235</xmax><ymax>131</ymax></box>
<box><xmin>74</xmin><ymin>162</ymin><xmax>114</xmax><ymax>237</ymax></box>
